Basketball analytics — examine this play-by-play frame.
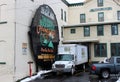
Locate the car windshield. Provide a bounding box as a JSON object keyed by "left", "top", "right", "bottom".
{"left": 56, "top": 54, "right": 74, "bottom": 61}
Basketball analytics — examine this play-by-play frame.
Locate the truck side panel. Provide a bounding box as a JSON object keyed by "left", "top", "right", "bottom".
{"left": 58, "top": 45, "right": 75, "bottom": 55}
{"left": 75, "top": 45, "right": 88, "bottom": 65}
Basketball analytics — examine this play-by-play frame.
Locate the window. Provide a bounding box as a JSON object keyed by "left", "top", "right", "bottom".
{"left": 111, "top": 43, "right": 120, "bottom": 56}
{"left": 98, "top": 12, "right": 104, "bottom": 22}
{"left": 97, "top": 0, "right": 103, "bottom": 7}
{"left": 70, "top": 29, "right": 76, "bottom": 34}
{"left": 116, "top": 58, "right": 120, "bottom": 63}
{"left": 61, "top": 27, "right": 63, "bottom": 38}
{"left": 84, "top": 26, "right": 90, "bottom": 36}
{"left": 61, "top": 9, "right": 66, "bottom": 22}
{"left": 117, "top": 11, "right": 120, "bottom": 20}
{"left": 94, "top": 43, "right": 107, "bottom": 57}
{"left": 111, "top": 24, "right": 118, "bottom": 35}
{"left": 64, "top": 11, "right": 66, "bottom": 22}
{"left": 80, "top": 14, "right": 86, "bottom": 23}
{"left": 61, "top": 9, "right": 63, "bottom": 20}
{"left": 0, "top": 4, "right": 7, "bottom": 22}
{"left": 97, "top": 25, "right": 104, "bottom": 36}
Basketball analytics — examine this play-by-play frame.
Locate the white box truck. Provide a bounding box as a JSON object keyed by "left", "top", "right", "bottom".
{"left": 52, "top": 44, "right": 88, "bottom": 75}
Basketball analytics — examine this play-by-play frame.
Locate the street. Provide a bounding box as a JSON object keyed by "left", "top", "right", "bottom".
{"left": 29, "top": 72, "right": 118, "bottom": 82}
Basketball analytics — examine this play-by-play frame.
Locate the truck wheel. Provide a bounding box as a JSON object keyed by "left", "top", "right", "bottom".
{"left": 71, "top": 67, "right": 75, "bottom": 75}
{"left": 101, "top": 70, "right": 110, "bottom": 79}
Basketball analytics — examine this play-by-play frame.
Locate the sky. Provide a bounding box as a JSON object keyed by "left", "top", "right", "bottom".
{"left": 66, "top": 0, "right": 85, "bottom": 3}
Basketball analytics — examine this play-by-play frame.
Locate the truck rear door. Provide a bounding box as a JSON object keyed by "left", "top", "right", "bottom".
{"left": 115, "top": 58, "right": 120, "bottom": 73}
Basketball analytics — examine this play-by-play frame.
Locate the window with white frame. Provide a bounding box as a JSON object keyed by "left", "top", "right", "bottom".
{"left": 94, "top": 43, "right": 107, "bottom": 57}
{"left": 84, "top": 26, "right": 90, "bottom": 36}
{"left": 80, "top": 14, "right": 86, "bottom": 23}
{"left": 97, "top": 25, "right": 104, "bottom": 36}
{"left": 98, "top": 12, "right": 104, "bottom": 22}
{"left": 70, "top": 28, "right": 76, "bottom": 34}
{"left": 97, "top": 0, "right": 103, "bottom": 7}
{"left": 64, "top": 11, "right": 66, "bottom": 22}
{"left": 0, "top": 4, "right": 7, "bottom": 22}
{"left": 111, "top": 24, "right": 118, "bottom": 35}
{"left": 61, "top": 9, "right": 63, "bottom": 20}
{"left": 117, "top": 11, "right": 120, "bottom": 20}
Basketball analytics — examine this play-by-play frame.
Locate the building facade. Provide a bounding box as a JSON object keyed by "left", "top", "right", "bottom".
{"left": 1, "top": 0, "right": 120, "bottom": 81}
{"left": 62, "top": 0, "right": 120, "bottom": 62}
{"left": 0, "top": 0, "right": 68, "bottom": 81}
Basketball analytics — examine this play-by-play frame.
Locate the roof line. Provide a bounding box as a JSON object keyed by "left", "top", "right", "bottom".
{"left": 62, "top": 21, "right": 120, "bottom": 28}
{"left": 61, "top": 0, "right": 84, "bottom": 6}
{"left": 61, "top": 0, "right": 69, "bottom": 6}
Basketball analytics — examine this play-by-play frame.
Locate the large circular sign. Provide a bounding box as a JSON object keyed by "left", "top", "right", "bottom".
{"left": 29, "top": 4, "right": 59, "bottom": 70}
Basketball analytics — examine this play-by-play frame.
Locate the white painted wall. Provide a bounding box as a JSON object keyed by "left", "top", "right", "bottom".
{"left": 0, "top": 0, "right": 15, "bottom": 82}
{"left": 15, "top": 0, "right": 68, "bottom": 81}
{"left": 0, "top": 0, "right": 68, "bottom": 81}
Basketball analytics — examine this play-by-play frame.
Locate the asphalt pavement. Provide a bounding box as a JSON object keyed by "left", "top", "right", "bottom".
{"left": 29, "top": 72, "right": 118, "bottom": 82}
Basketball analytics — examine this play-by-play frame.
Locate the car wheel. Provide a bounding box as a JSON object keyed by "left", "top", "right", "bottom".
{"left": 101, "top": 70, "right": 110, "bottom": 79}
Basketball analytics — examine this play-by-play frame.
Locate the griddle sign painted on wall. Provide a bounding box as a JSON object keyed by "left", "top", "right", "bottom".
{"left": 29, "top": 4, "right": 59, "bottom": 70}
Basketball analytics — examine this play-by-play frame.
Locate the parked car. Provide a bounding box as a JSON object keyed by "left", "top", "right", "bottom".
{"left": 90, "top": 56, "right": 120, "bottom": 79}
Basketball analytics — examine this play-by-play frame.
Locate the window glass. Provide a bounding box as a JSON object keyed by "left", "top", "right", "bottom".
{"left": 80, "top": 14, "right": 86, "bottom": 23}
{"left": 84, "top": 26, "right": 90, "bottom": 36}
{"left": 94, "top": 43, "right": 107, "bottom": 57}
{"left": 97, "top": 25, "right": 104, "bottom": 36}
{"left": 61, "top": 9, "right": 63, "bottom": 20}
{"left": 117, "top": 11, "right": 120, "bottom": 20}
{"left": 111, "top": 43, "right": 120, "bottom": 56}
{"left": 98, "top": 12, "right": 104, "bottom": 22}
{"left": 109, "top": 57, "right": 114, "bottom": 63}
{"left": 111, "top": 24, "right": 118, "bottom": 35}
{"left": 70, "top": 29, "right": 76, "bottom": 34}
{"left": 64, "top": 11, "right": 66, "bottom": 22}
{"left": 98, "top": 0, "right": 103, "bottom": 7}
{"left": 116, "top": 58, "right": 120, "bottom": 63}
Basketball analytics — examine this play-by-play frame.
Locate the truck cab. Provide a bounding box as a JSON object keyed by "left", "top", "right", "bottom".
{"left": 52, "top": 54, "right": 75, "bottom": 75}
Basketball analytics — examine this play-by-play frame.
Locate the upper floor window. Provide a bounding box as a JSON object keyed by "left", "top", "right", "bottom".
{"left": 97, "top": 25, "right": 104, "bottom": 36}
{"left": 61, "top": 27, "right": 63, "bottom": 38}
{"left": 64, "top": 11, "right": 66, "bottom": 22}
{"left": 80, "top": 14, "right": 86, "bottom": 23}
{"left": 61, "top": 9, "right": 66, "bottom": 22}
{"left": 117, "top": 11, "right": 120, "bottom": 20}
{"left": 98, "top": 12, "right": 104, "bottom": 22}
{"left": 61, "top": 9, "right": 63, "bottom": 20}
{"left": 0, "top": 4, "right": 7, "bottom": 22}
{"left": 70, "top": 29, "right": 76, "bottom": 34}
{"left": 97, "top": 0, "right": 103, "bottom": 7}
{"left": 84, "top": 26, "right": 90, "bottom": 36}
{"left": 111, "top": 24, "right": 118, "bottom": 35}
